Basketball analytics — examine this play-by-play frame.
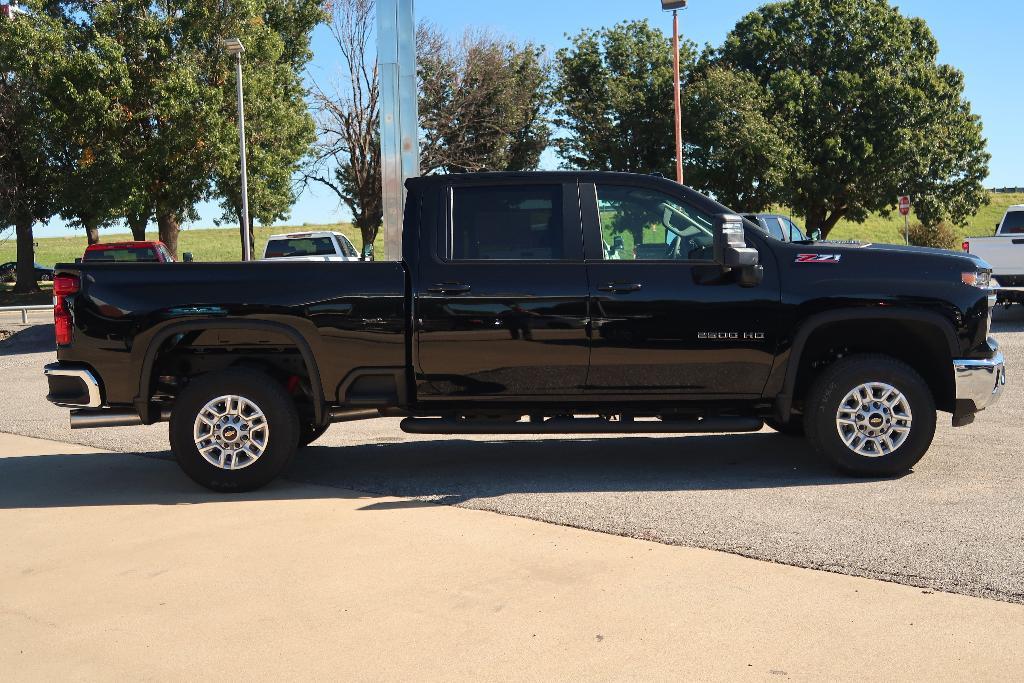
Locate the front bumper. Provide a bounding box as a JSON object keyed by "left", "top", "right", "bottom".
{"left": 953, "top": 352, "right": 1006, "bottom": 414}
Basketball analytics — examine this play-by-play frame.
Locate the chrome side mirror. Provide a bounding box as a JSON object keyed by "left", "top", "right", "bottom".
{"left": 714, "top": 214, "right": 759, "bottom": 269}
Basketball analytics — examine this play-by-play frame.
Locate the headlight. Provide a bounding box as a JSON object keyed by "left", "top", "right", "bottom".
{"left": 962, "top": 271, "right": 992, "bottom": 288}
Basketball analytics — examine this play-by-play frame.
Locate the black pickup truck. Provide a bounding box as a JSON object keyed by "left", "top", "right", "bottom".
{"left": 44, "top": 172, "right": 1006, "bottom": 491}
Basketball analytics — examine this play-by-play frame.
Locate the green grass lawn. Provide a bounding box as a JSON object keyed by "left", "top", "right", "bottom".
{"left": 0, "top": 192, "right": 1020, "bottom": 271}
{"left": 823, "top": 193, "right": 1023, "bottom": 244}
{"left": 0, "top": 221, "right": 376, "bottom": 267}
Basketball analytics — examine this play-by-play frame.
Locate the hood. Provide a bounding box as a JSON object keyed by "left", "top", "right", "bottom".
{"left": 799, "top": 239, "right": 992, "bottom": 271}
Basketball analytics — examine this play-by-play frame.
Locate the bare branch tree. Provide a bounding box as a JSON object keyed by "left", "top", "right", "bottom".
{"left": 306, "top": 0, "right": 382, "bottom": 255}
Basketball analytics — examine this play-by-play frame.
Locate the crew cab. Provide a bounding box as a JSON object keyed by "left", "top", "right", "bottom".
{"left": 963, "top": 205, "right": 1024, "bottom": 303}
{"left": 44, "top": 172, "right": 1006, "bottom": 492}
{"left": 262, "top": 231, "right": 361, "bottom": 262}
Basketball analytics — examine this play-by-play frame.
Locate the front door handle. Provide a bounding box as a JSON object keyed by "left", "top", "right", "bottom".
{"left": 427, "top": 282, "right": 472, "bottom": 294}
{"left": 598, "top": 282, "right": 643, "bottom": 293}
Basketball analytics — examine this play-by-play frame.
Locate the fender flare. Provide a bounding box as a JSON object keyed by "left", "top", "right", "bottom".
{"left": 135, "top": 319, "right": 325, "bottom": 425}
{"left": 775, "top": 308, "right": 959, "bottom": 419}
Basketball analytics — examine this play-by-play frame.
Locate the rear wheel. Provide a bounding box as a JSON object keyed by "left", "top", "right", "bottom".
{"left": 805, "top": 355, "right": 936, "bottom": 476}
{"left": 170, "top": 369, "right": 299, "bottom": 492}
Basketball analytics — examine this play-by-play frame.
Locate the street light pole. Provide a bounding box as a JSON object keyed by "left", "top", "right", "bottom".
{"left": 672, "top": 9, "right": 683, "bottom": 185}
{"left": 223, "top": 38, "right": 252, "bottom": 262}
{"left": 662, "top": 1, "right": 687, "bottom": 185}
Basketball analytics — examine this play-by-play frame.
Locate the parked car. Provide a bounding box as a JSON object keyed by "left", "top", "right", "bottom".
{"left": 262, "top": 231, "right": 361, "bottom": 262}
{"left": 743, "top": 213, "right": 807, "bottom": 242}
{"left": 0, "top": 261, "right": 53, "bottom": 283}
{"left": 83, "top": 241, "right": 176, "bottom": 263}
{"left": 45, "top": 171, "right": 1004, "bottom": 491}
{"left": 962, "top": 205, "right": 1024, "bottom": 304}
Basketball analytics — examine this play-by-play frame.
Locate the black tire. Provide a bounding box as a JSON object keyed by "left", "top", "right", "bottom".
{"left": 805, "top": 354, "right": 936, "bottom": 476}
{"left": 169, "top": 369, "right": 300, "bottom": 492}
{"left": 299, "top": 422, "right": 329, "bottom": 448}
{"left": 765, "top": 417, "right": 805, "bottom": 437}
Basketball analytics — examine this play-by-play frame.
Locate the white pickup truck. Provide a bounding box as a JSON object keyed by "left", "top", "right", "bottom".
{"left": 963, "top": 205, "right": 1024, "bottom": 304}
{"left": 262, "top": 231, "right": 362, "bottom": 262}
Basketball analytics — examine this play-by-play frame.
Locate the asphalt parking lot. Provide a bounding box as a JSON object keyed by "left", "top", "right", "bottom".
{"left": 2, "top": 309, "right": 1023, "bottom": 604}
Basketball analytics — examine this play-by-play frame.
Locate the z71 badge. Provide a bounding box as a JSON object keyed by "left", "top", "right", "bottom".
{"left": 795, "top": 253, "right": 842, "bottom": 263}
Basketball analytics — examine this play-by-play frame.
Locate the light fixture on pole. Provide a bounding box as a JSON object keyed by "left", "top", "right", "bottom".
{"left": 661, "top": 0, "right": 687, "bottom": 185}
{"left": 223, "top": 37, "right": 252, "bottom": 262}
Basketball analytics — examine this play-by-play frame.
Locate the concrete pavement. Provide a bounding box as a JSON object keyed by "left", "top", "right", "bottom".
{"left": 2, "top": 432, "right": 1023, "bottom": 681}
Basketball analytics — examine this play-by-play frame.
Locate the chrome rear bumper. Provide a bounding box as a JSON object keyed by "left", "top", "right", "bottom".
{"left": 953, "top": 352, "right": 1006, "bottom": 413}
{"left": 44, "top": 363, "right": 102, "bottom": 408}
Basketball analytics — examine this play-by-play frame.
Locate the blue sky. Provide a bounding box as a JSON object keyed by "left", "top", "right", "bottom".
{"left": 35, "top": 0, "right": 1024, "bottom": 236}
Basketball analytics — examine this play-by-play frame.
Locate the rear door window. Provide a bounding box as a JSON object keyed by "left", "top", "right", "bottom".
{"left": 450, "top": 185, "right": 565, "bottom": 260}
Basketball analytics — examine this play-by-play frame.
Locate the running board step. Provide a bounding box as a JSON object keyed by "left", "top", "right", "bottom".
{"left": 399, "top": 417, "right": 764, "bottom": 435}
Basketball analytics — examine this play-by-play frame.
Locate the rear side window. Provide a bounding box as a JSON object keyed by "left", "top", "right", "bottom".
{"left": 1001, "top": 211, "right": 1024, "bottom": 235}
{"left": 451, "top": 185, "right": 564, "bottom": 260}
{"left": 338, "top": 236, "right": 357, "bottom": 258}
{"left": 265, "top": 237, "right": 336, "bottom": 258}
{"left": 762, "top": 217, "right": 786, "bottom": 240}
{"left": 83, "top": 248, "right": 158, "bottom": 262}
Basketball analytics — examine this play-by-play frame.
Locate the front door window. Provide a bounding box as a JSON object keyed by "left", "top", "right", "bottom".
{"left": 596, "top": 185, "right": 716, "bottom": 261}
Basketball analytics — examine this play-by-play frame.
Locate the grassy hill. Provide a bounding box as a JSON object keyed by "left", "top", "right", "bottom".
{"left": 826, "top": 193, "right": 1023, "bottom": 244}
{"left": 0, "top": 222, "right": 373, "bottom": 267}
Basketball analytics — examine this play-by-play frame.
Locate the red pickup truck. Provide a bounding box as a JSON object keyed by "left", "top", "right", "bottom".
{"left": 83, "top": 241, "right": 176, "bottom": 263}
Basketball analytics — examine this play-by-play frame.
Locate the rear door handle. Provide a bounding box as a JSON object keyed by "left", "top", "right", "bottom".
{"left": 427, "top": 283, "right": 472, "bottom": 294}
{"left": 598, "top": 282, "right": 643, "bottom": 293}
{"left": 1013, "top": 239, "right": 1024, "bottom": 245}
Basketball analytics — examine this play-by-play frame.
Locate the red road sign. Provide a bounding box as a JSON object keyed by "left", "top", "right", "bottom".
{"left": 898, "top": 196, "right": 911, "bottom": 216}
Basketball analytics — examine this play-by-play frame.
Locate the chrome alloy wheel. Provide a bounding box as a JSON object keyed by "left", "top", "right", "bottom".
{"left": 835, "top": 382, "right": 913, "bottom": 458}
{"left": 193, "top": 395, "right": 270, "bottom": 470}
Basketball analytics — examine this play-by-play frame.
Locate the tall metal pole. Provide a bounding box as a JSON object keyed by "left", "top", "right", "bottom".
{"left": 378, "top": 0, "right": 419, "bottom": 262}
{"left": 672, "top": 9, "right": 684, "bottom": 185}
{"left": 235, "top": 53, "right": 252, "bottom": 262}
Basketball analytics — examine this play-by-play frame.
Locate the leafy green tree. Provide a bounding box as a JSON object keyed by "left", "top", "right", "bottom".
{"left": 0, "top": 3, "right": 67, "bottom": 292}
{"left": 49, "top": 21, "right": 133, "bottom": 245}
{"left": 418, "top": 24, "right": 551, "bottom": 174}
{"left": 211, "top": 0, "right": 322, "bottom": 257}
{"left": 88, "top": 0, "right": 322, "bottom": 258}
{"left": 715, "top": 0, "right": 990, "bottom": 236}
{"left": 553, "top": 20, "right": 695, "bottom": 177}
{"left": 685, "top": 65, "right": 794, "bottom": 212}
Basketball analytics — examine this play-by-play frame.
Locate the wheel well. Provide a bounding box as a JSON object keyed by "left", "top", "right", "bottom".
{"left": 792, "top": 319, "right": 955, "bottom": 413}
{"left": 145, "top": 326, "right": 321, "bottom": 422}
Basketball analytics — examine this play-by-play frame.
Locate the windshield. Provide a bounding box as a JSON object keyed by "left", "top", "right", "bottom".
{"left": 83, "top": 248, "right": 159, "bottom": 262}
{"left": 265, "top": 237, "right": 336, "bottom": 258}
{"left": 1001, "top": 211, "right": 1024, "bottom": 235}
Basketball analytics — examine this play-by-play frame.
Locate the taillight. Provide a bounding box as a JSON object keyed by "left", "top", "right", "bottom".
{"left": 53, "top": 274, "right": 79, "bottom": 346}
{"left": 962, "top": 241, "right": 970, "bottom": 253}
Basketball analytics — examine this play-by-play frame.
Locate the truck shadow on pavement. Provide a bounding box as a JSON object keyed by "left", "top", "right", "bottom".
{"left": 0, "top": 432, "right": 881, "bottom": 510}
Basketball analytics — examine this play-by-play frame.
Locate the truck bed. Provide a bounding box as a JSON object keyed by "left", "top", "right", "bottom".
{"left": 55, "top": 260, "right": 408, "bottom": 409}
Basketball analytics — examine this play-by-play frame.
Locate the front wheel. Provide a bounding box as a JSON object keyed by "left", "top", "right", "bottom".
{"left": 805, "top": 354, "right": 936, "bottom": 476}
{"left": 170, "top": 369, "right": 300, "bottom": 492}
